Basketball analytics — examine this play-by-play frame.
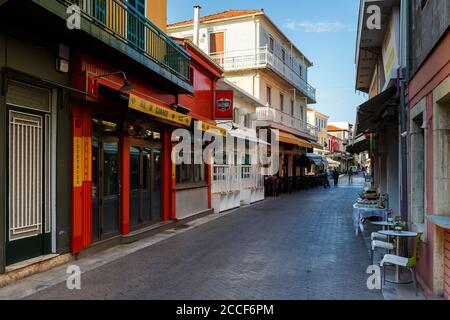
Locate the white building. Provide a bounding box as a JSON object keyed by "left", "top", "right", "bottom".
{"left": 168, "top": 8, "right": 318, "bottom": 193}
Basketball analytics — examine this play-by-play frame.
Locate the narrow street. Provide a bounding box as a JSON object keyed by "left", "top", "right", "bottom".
{"left": 28, "top": 176, "right": 381, "bottom": 300}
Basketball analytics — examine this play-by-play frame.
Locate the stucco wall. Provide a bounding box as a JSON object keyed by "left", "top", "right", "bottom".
{"left": 146, "top": 0, "right": 167, "bottom": 32}
{"left": 175, "top": 187, "right": 209, "bottom": 220}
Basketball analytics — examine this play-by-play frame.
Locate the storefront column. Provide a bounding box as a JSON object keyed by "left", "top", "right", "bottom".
{"left": 121, "top": 135, "right": 130, "bottom": 235}
{"left": 163, "top": 130, "right": 174, "bottom": 221}
{"left": 72, "top": 105, "right": 93, "bottom": 254}
{"left": 0, "top": 72, "right": 6, "bottom": 273}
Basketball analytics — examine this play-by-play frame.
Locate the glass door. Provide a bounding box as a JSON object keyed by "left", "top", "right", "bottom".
{"left": 92, "top": 119, "right": 120, "bottom": 241}
{"left": 129, "top": 141, "right": 162, "bottom": 229}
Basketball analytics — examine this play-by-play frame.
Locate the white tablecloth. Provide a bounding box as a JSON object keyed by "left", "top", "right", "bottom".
{"left": 353, "top": 204, "right": 387, "bottom": 236}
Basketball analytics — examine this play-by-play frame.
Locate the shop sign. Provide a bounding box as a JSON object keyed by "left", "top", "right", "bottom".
{"left": 214, "top": 91, "right": 233, "bottom": 120}
{"left": 196, "top": 121, "right": 227, "bottom": 136}
{"left": 129, "top": 94, "right": 192, "bottom": 127}
{"left": 73, "top": 137, "right": 83, "bottom": 188}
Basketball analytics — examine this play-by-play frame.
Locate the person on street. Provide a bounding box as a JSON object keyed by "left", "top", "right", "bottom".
{"left": 332, "top": 168, "right": 339, "bottom": 187}
{"left": 348, "top": 169, "right": 353, "bottom": 184}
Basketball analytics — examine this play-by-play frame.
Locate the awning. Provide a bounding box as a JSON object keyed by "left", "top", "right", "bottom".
{"left": 327, "top": 158, "right": 341, "bottom": 168}
{"left": 355, "top": 86, "right": 398, "bottom": 135}
{"left": 219, "top": 125, "right": 269, "bottom": 145}
{"left": 306, "top": 153, "right": 324, "bottom": 166}
{"left": 311, "top": 142, "right": 323, "bottom": 150}
{"left": 276, "top": 131, "right": 312, "bottom": 148}
{"left": 347, "top": 134, "right": 370, "bottom": 153}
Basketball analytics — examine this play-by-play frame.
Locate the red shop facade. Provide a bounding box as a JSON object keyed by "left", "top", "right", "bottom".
{"left": 70, "top": 50, "right": 222, "bottom": 254}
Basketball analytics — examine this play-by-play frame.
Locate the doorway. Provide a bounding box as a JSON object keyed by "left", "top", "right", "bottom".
{"left": 129, "top": 138, "right": 162, "bottom": 229}
{"left": 92, "top": 118, "right": 121, "bottom": 242}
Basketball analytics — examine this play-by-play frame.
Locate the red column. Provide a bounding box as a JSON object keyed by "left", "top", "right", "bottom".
{"left": 163, "top": 130, "right": 175, "bottom": 221}
{"left": 72, "top": 105, "right": 84, "bottom": 254}
{"left": 121, "top": 135, "right": 130, "bottom": 235}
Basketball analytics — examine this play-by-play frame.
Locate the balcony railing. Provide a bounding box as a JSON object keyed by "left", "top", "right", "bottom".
{"left": 256, "top": 107, "right": 318, "bottom": 138}
{"left": 212, "top": 165, "right": 264, "bottom": 194}
{"left": 210, "top": 46, "right": 316, "bottom": 102}
{"left": 63, "top": 0, "right": 190, "bottom": 82}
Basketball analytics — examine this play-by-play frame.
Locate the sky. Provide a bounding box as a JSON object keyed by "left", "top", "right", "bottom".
{"left": 167, "top": 0, "right": 367, "bottom": 124}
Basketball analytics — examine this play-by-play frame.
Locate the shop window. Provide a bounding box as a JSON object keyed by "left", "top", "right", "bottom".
{"left": 176, "top": 143, "right": 206, "bottom": 184}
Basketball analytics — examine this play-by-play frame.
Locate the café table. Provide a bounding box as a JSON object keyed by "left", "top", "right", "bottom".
{"left": 371, "top": 221, "right": 395, "bottom": 230}
{"left": 353, "top": 204, "right": 387, "bottom": 236}
{"left": 378, "top": 230, "right": 418, "bottom": 284}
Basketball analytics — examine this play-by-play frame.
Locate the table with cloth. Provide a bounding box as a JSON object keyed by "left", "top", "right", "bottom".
{"left": 353, "top": 204, "right": 387, "bottom": 236}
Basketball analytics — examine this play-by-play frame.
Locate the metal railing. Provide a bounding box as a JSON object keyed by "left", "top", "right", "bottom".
{"left": 62, "top": 0, "right": 191, "bottom": 82}
{"left": 212, "top": 165, "right": 264, "bottom": 194}
{"left": 210, "top": 46, "right": 316, "bottom": 101}
{"left": 256, "top": 107, "right": 318, "bottom": 138}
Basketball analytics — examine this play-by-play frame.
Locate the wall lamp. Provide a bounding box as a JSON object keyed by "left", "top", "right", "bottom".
{"left": 92, "top": 71, "right": 134, "bottom": 92}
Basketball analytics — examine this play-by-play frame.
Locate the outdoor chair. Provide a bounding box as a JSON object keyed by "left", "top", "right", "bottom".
{"left": 371, "top": 240, "right": 394, "bottom": 265}
{"left": 380, "top": 233, "right": 423, "bottom": 295}
{"left": 371, "top": 232, "right": 389, "bottom": 241}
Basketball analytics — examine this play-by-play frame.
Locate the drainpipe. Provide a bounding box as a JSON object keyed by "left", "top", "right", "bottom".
{"left": 399, "top": 0, "right": 411, "bottom": 222}
{"left": 193, "top": 5, "right": 201, "bottom": 47}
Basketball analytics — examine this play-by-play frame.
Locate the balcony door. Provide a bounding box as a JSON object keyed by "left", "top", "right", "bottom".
{"left": 210, "top": 32, "right": 224, "bottom": 64}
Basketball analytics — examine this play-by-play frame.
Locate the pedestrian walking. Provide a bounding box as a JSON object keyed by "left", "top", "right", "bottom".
{"left": 348, "top": 170, "right": 353, "bottom": 184}
{"left": 332, "top": 168, "right": 339, "bottom": 187}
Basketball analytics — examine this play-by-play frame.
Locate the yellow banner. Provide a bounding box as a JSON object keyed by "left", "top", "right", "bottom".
{"left": 196, "top": 121, "right": 227, "bottom": 136}
{"left": 129, "top": 94, "right": 192, "bottom": 127}
{"left": 73, "top": 137, "right": 84, "bottom": 188}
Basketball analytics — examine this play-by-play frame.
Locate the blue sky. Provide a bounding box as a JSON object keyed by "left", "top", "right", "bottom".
{"left": 167, "top": 0, "right": 367, "bottom": 124}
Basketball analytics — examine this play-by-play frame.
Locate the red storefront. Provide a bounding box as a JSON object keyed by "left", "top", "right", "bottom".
{"left": 70, "top": 46, "right": 223, "bottom": 254}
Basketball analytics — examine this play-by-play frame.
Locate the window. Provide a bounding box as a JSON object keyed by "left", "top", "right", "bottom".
{"left": 244, "top": 114, "right": 251, "bottom": 128}
{"left": 299, "top": 64, "right": 303, "bottom": 77}
{"left": 269, "top": 36, "right": 274, "bottom": 52}
{"left": 280, "top": 94, "right": 284, "bottom": 111}
{"left": 176, "top": 143, "right": 206, "bottom": 184}
{"left": 290, "top": 100, "right": 294, "bottom": 116}
{"left": 266, "top": 86, "right": 272, "bottom": 106}
{"left": 281, "top": 49, "right": 286, "bottom": 64}
{"left": 233, "top": 108, "right": 241, "bottom": 125}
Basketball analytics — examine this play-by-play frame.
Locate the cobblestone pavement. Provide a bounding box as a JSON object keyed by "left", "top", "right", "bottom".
{"left": 29, "top": 175, "right": 382, "bottom": 300}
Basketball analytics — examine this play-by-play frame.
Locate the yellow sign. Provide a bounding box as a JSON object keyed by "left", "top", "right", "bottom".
{"left": 84, "top": 137, "right": 92, "bottom": 182}
{"left": 129, "top": 94, "right": 192, "bottom": 127}
{"left": 196, "top": 121, "right": 227, "bottom": 136}
{"left": 73, "top": 137, "right": 83, "bottom": 188}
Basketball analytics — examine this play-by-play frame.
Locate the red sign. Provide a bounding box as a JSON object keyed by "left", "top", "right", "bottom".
{"left": 214, "top": 91, "right": 234, "bottom": 120}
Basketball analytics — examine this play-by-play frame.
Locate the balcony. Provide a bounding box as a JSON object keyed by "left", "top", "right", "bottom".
{"left": 21, "top": 0, "right": 192, "bottom": 92}
{"left": 210, "top": 47, "right": 316, "bottom": 103}
{"left": 256, "top": 107, "right": 318, "bottom": 140}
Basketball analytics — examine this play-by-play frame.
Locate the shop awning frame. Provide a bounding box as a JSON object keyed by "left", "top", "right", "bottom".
{"left": 276, "top": 131, "right": 312, "bottom": 148}
{"left": 355, "top": 85, "right": 398, "bottom": 136}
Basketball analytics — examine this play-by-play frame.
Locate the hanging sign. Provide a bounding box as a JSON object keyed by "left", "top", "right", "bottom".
{"left": 214, "top": 90, "right": 234, "bottom": 120}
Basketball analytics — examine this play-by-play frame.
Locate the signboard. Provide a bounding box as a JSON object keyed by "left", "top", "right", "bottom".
{"left": 214, "top": 90, "right": 234, "bottom": 120}
{"left": 196, "top": 121, "right": 227, "bottom": 136}
{"left": 129, "top": 94, "right": 192, "bottom": 127}
{"left": 73, "top": 137, "right": 83, "bottom": 188}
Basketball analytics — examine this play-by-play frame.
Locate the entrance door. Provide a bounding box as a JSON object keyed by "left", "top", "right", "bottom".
{"left": 92, "top": 119, "right": 120, "bottom": 241}
{"left": 6, "top": 111, "right": 51, "bottom": 264}
{"left": 129, "top": 142, "right": 162, "bottom": 229}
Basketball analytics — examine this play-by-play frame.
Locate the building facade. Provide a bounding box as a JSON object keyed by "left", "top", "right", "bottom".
{"left": 407, "top": 0, "right": 450, "bottom": 300}
{"left": 0, "top": 0, "right": 227, "bottom": 278}
{"left": 167, "top": 9, "right": 319, "bottom": 193}
{"left": 353, "top": 0, "right": 407, "bottom": 216}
